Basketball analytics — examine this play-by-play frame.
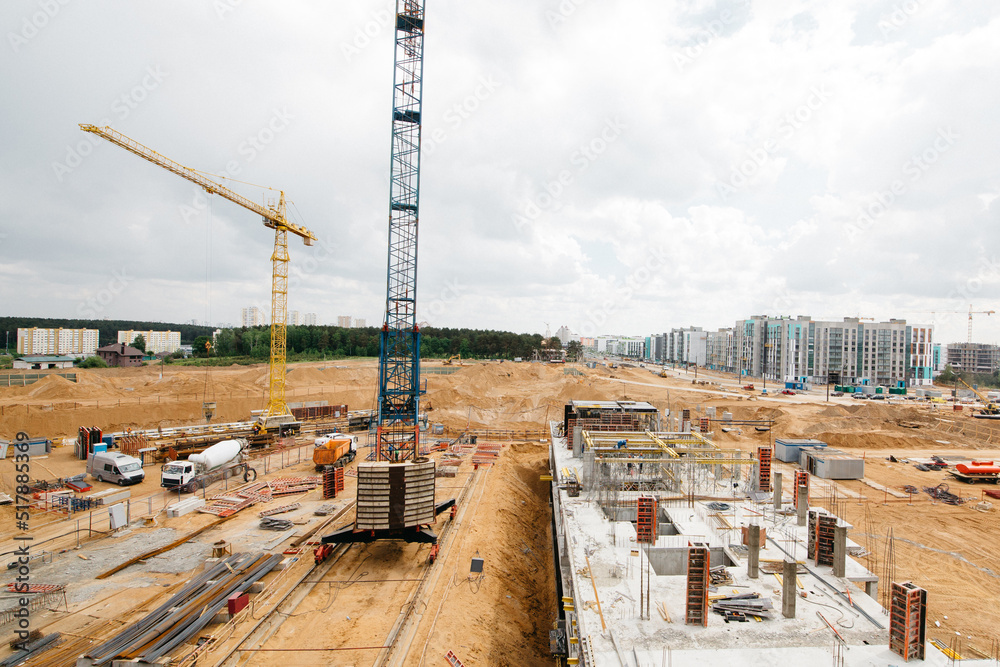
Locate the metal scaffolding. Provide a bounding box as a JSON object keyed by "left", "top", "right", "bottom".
{"left": 581, "top": 431, "right": 759, "bottom": 520}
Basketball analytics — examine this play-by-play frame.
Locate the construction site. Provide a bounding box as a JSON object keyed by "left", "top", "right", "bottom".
{"left": 3, "top": 1, "right": 999, "bottom": 666}
{"left": 2, "top": 359, "right": 1000, "bottom": 665}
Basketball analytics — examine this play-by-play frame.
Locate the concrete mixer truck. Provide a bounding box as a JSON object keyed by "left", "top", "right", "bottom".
{"left": 160, "top": 438, "right": 257, "bottom": 494}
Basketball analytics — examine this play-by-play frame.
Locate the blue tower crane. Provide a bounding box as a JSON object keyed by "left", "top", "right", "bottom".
{"left": 377, "top": 0, "right": 426, "bottom": 463}
{"left": 317, "top": 0, "right": 457, "bottom": 552}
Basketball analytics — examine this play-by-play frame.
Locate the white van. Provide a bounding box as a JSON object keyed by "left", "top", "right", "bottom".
{"left": 87, "top": 452, "right": 145, "bottom": 486}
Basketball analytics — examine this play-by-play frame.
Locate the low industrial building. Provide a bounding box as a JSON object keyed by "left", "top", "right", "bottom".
{"left": 774, "top": 438, "right": 828, "bottom": 462}
{"left": 12, "top": 354, "right": 76, "bottom": 370}
{"left": 798, "top": 447, "right": 865, "bottom": 480}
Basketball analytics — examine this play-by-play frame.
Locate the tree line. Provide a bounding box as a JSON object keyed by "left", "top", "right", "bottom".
{"left": 204, "top": 325, "right": 555, "bottom": 360}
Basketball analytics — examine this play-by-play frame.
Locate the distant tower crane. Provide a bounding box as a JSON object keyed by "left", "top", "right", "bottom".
{"left": 80, "top": 124, "right": 317, "bottom": 428}
{"left": 912, "top": 305, "right": 995, "bottom": 343}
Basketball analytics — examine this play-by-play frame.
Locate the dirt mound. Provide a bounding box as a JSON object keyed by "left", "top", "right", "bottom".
{"left": 805, "top": 429, "right": 945, "bottom": 450}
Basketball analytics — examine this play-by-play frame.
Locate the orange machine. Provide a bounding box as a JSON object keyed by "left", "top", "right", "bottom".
{"left": 313, "top": 434, "right": 357, "bottom": 470}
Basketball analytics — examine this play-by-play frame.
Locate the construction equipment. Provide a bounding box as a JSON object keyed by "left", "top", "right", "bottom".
{"left": 320, "top": 1, "right": 455, "bottom": 549}
{"left": 374, "top": 0, "right": 427, "bottom": 464}
{"left": 160, "top": 438, "right": 256, "bottom": 493}
{"left": 80, "top": 124, "right": 316, "bottom": 430}
{"left": 949, "top": 461, "right": 1000, "bottom": 484}
{"left": 312, "top": 432, "right": 358, "bottom": 470}
{"left": 955, "top": 377, "right": 1000, "bottom": 418}
{"left": 443, "top": 354, "right": 462, "bottom": 366}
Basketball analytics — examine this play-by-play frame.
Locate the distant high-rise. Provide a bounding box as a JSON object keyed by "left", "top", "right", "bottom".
{"left": 289, "top": 310, "right": 302, "bottom": 326}
{"left": 337, "top": 315, "right": 352, "bottom": 328}
{"left": 555, "top": 325, "right": 577, "bottom": 346}
{"left": 118, "top": 330, "right": 180, "bottom": 354}
{"left": 354, "top": 318, "right": 366, "bottom": 328}
{"left": 18, "top": 328, "right": 98, "bottom": 355}
{"left": 303, "top": 312, "right": 318, "bottom": 326}
{"left": 241, "top": 306, "right": 266, "bottom": 328}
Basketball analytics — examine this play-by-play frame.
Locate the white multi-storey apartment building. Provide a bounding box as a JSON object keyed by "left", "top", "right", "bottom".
{"left": 17, "top": 328, "right": 99, "bottom": 356}
{"left": 241, "top": 306, "right": 266, "bottom": 328}
{"left": 117, "top": 330, "right": 181, "bottom": 354}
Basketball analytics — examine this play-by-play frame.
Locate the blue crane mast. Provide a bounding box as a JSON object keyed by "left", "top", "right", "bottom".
{"left": 377, "top": 0, "right": 425, "bottom": 463}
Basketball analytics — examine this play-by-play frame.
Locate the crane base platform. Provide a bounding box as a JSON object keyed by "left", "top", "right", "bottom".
{"left": 321, "top": 526, "right": 440, "bottom": 545}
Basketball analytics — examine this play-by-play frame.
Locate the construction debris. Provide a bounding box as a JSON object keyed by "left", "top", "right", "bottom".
{"left": 82, "top": 552, "right": 281, "bottom": 665}
{"left": 709, "top": 565, "right": 733, "bottom": 586}
{"left": 711, "top": 592, "right": 773, "bottom": 621}
{"left": 313, "top": 503, "right": 337, "bottom": 516}
{"left": 923, "top": 483, "right": 966, "bottom": 505}
{"left": 259, "top": 502, "right": 301, "bottom": 517}
{"left": 260, "top": 517, "right": 294, "bottom": 531}
{"left": 1, "top": 633, "right": 61, "bottom": 667}
{"left": 270, "top": 476, "right": 322, "bottom": 497}
{"left": 198, "top": 481, "right": 272, "bottom": 517}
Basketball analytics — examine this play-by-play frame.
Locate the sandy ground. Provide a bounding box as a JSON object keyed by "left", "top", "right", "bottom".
{"left": 1, "top": 360, "right": 999, "bottom": 657}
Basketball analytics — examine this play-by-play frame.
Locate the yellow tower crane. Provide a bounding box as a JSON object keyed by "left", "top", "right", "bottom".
{"left": 80, "top": 124, "right": 317, "bottom": 428}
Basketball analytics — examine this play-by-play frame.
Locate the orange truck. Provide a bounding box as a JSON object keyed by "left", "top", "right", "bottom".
{"left": 312, "top": 433, "right": 358, "bottom": 470}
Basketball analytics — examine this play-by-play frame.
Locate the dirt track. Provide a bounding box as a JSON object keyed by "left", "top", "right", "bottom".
{"left": 2, "top": 360, "right": 999, "bottom": 655}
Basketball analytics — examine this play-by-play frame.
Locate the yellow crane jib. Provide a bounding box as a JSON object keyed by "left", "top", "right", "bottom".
{"left": 80, "top": 123, "right": 317, "bottom": 424}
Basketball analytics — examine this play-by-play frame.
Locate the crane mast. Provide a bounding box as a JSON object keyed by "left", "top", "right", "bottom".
{"left": 377, "top": 0, "right": 426, "bottom": 462}
{"left": 80, "top": 124, "right": 316, "bottom": 425}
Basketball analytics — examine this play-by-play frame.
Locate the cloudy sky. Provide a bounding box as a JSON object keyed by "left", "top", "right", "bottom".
{"left": 2, "top": 0, "right": 999, "bottom": 344}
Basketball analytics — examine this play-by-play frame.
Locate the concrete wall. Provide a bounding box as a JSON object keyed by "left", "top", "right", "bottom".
{"left": 647, "top": 547, "right": 732, "bottom": 576}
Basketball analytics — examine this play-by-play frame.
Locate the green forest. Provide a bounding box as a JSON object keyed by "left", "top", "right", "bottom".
{"left": 1, "top": 316, "right": 561, "bottom": 362}
{"left": 208, "top": 325, "right": 556, "bottom": 361}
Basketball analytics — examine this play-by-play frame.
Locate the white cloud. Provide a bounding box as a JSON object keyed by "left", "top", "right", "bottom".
{"left": 1, "top": 0, "right": 999, "bottom": 343}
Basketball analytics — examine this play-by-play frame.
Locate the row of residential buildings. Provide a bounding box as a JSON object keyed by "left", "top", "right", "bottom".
{"left": 560, "top": 316, "right": 1000, "bottom": 388}
{"left": 643, "top": 317, "right": 937, "bottom": 387}
{"left": 16, "top": 327, "right": 182, "bottom": 356}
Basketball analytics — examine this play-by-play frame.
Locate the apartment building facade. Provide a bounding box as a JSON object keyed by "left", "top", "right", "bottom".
{"left": 658, "top": 316, "right": 933, "bottom": 387}
{"left": 117, "top": 330, "right": 181, "bottom": 355}
{"left": 946, "top": 342, "right": 1000, "bottom": 375}
{"left": 17, "top": 328, "right": 99, "bottom": 356}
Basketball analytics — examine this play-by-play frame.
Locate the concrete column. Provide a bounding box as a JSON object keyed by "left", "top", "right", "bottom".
{"left": 865, "top": 579, "right": 878, "bottom": 599}
{"left": 782, "top": 558, "right": 797, "bottom": 618}
{"left": 796, "top": 485, "right": 808, "bottom": 526}
{"left": 773, "top": 472, "right": 782, "bottom": 510}
{"left": 833, "top": 525, "right": 848, "bottom": 578}
{"left": 747, "top": 525, "right": 760, "bottom": 579}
